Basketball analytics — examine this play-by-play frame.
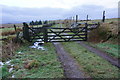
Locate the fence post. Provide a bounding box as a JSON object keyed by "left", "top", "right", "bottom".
{"left": 43, "top": 27, "right": 48, "bottom": 42}
{"left": 76, "top": 15, "right": 78, "bottom": 23}
{"left": 23, "top": 22, "right": 30, "bottom": 41}
{"left": 102, "top": 11, "right": 105, "bottom": 22}
{"left": 14, "top": 24, "right": 17, "bottom": 32}
{"left": 86, "top": 15, "right": 88, "bottom": 23}
{"left": 85, "top": 23, "right": 88, "bottom": 41}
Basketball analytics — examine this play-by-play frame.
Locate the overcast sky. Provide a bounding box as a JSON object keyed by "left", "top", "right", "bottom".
{"left": 0, "top": 0, "right": 119, "bottom": 24}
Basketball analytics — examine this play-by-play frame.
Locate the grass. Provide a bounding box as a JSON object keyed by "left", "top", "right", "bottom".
{"left": 2, "top": 23, "right": 23, "bottom": 28}
{"left": 0, "top": 65, "right": 10, "bottom": 79}
{"left": 94, "top": 43, "right": 119, "bottom": 58}
{"left": 1, "top": 42, "right": 64, "bottom": 78}
{"left": 32, "top": 25, "right": 42, "bottom": 27}
{"left": 0, "top": 27, "right": 22, "bottom": 32}
{"left": 0, "top": 36, "right": 8, "bottom": 39}
{"left": 62, "top": 42, "right": 119, "bottom": 78}
{"left": 0, "top": 34, "right": 16, "bottom": 39}
{"left": 84, "top": 18, "right": 118, "bottom": 24}
{"left": 84, "top": 42, "right": 119, "bottom": 59}
{"left": 86, "top": 18, "right": 119, "bottom": 58}
{"left": 0, "top": 27, "right": 22, "bottom": 38}
{"left": 0, "top": 28, "right": 15, "bottom": 32}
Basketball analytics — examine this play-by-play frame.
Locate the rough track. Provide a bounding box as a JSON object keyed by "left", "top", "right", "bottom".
{"left": 77, "top": 41, "right": 120, "bottom": 68}
{"left": 53, "top": 42, "right": 90, "bottom": 78}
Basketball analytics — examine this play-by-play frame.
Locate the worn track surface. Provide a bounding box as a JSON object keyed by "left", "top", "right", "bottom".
{"left": 53, "top": 42, "right": 90, "bottom": 78}
{"left": 77, "top": 41, "right": 120, "bottom": 68}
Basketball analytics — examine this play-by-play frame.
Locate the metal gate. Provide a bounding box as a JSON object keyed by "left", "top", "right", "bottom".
{"left": 23, "top": 23, "right": 88, "bottom": 42}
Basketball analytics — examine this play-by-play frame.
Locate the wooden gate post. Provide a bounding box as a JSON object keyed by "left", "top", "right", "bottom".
{"left": 23, "top": 22, "right": 30, "bottom": 41}
{"left": 85, "top": 23, "right": 88, "bottom": 41}
{"left": 43, "top": 27, "right": 48, "bottom": 42}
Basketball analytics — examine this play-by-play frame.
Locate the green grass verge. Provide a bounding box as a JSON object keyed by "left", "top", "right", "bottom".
{"left": 1, "top": 42, "right": 64, "bottom": 78}
{"left": 84, "top": 42, "right": 119, "bottom": 59}
{"left": 95, "top": 43, "right": 119, "bottom": 58}
{"left": 62, "top": 42, "right": 119, "bottom": 78}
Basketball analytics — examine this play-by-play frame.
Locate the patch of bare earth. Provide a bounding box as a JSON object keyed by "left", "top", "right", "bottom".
{"left": 53, "top": 42, "right": 91, "bottom": 78}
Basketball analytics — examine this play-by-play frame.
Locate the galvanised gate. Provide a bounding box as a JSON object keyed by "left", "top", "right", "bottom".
{"left": 23, "top": 23, "right": 88, "bottom": 42}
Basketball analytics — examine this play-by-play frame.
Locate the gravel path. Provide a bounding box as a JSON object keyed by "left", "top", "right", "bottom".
{"left": 77, "top": 41, "right": 120, "bottom": 68}
{"left": 53, "top": 42, "right": 90, "bottom": 78}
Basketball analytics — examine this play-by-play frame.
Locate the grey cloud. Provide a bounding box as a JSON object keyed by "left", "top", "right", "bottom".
{"left": 1, "top": 4, "right": 118, "bottom": 24}
{"left": 1, "top": 5, "right": 68, "bottom": 23}
{"left": 2, "top": 5, "right": 67, "bottom": 16}
{"left": 106, "top": 8, "right": 118, "bottom": 18}
{"left": 63, "top": 5, "right": 117, "bottom": 20}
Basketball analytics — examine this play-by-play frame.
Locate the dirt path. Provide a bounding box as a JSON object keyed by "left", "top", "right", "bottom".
{"left": 53, "top": 42, "right": 90, "bottom": 78}
{"left": 77, "top": 41, "right": 120, "bottom": 68}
